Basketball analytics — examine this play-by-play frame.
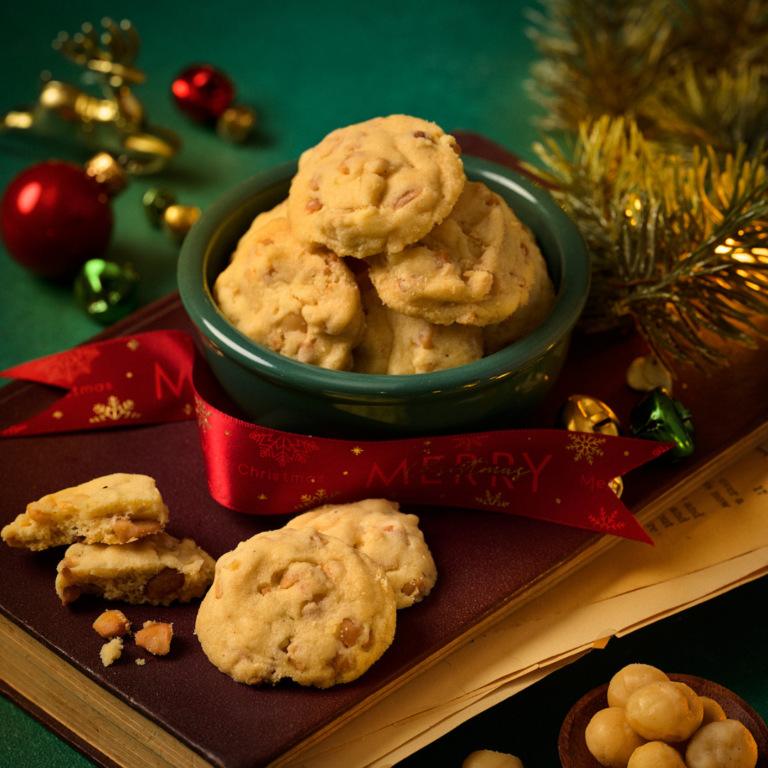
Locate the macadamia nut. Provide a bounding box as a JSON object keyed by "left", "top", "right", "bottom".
{"left": 685, "top": 719, "right": 758, "bottom": 768}
{"left": 462, "top": 750, "right": 524, "bottom": 768}
{"left": 585, "top": 707, "right": 647, "bottom": 767}
{"left": 607, "top": 664, "right": 670, "bottom": 708}
{"left": 699, "top": 696, "right": 727, "bottom": 727}
{"left": 625, "top": 681, "right": 703, "bottom": 742}
{"left": 627, "top": 740, "right": 687, "bottom": 767}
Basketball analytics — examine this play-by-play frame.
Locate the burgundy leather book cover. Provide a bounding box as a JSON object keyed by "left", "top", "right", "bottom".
{"left": 2, "top": 137, "right": 768, "bottom": 768}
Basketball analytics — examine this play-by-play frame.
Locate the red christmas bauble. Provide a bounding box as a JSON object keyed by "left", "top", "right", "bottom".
{"left": 1, "top": 161, "right": 113, "bottom": 277}
{"left": 171, "top": 64, "right": 235, "bottom": 125}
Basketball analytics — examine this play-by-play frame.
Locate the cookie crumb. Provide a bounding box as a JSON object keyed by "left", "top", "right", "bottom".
{"left": 100, "top": 637, "right": 124, "bottom": 667}
{"left": 135, "top": 658, "right": 146, "bottom": 666}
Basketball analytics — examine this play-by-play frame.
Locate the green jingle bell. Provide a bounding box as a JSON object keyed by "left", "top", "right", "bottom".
{"left": 74, "top": 259, "right": 140, "bottom": 325}
{"left": 142, "top": 187, "right": 177, "bottom": 227}
{"left": 629, "top": 387, "right": 695, "bottom": 461}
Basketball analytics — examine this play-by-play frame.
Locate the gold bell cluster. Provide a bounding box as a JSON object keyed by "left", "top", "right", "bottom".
{"left": 0, "top": 19, "right": 180, "bottom": 175}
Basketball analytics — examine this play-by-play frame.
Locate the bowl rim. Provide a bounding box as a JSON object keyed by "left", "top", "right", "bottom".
{"left": 178, "top": 155, "right": 590, "bottom": 397}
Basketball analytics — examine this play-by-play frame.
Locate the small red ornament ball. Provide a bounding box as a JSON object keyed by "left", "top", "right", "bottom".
{"left": 1, "top": 161, "right": 113, "bottom": 277}
{"left": 171, "top": 64, "right": 235, "bottom": 125}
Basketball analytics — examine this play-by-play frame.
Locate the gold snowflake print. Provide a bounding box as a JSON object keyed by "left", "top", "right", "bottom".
{"left": 90, "top": 396, "right": 140, "bottom": 423}
{"left": 126, "top": 339, "right": 140, "bottom": 351}
{"left": 195, "top": 398, "right": 213, "bottom": 434}
{"left": 52, "top": 411, "right": 63, "bottom": 419}
{"left": 351, "top": 446, "right": 364, "bottom": 456}
{"left": 295, "top": 488, "right": 339, "bottom": 510}
{"left": 566, "top": 433, "right": 606, "bottom": 465}
{"left": 474, "top": 490, "right": 510, "bottom": 508}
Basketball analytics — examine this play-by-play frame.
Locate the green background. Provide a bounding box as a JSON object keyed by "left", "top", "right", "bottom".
{"left": 1, "top": 2, "right": 767, "bottom": 767}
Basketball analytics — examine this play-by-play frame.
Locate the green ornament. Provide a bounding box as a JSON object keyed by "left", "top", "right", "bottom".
{"left": 629, "top": 387, "right": 695, "bottom": 461}
{"left": 74, "top": 259, "right": 140, "bottom": 325}
{"left": 142, "top": 187, "right": 177, "bottom": 227}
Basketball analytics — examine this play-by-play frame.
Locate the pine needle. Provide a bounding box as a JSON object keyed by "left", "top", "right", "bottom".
{"left": 527, "top": 116, "right": 768, "bottom": 371}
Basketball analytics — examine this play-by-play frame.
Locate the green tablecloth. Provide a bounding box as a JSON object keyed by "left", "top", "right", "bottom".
{"left": 1, "top": 2, "right": 766, "bottom": 767}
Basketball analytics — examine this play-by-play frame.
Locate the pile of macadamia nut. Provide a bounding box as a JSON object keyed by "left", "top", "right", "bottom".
{"left": 585, "top": 663, "right": 758, "bottom": 768}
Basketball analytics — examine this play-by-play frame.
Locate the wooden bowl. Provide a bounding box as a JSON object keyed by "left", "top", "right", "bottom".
{"left": 559, "top": 673, "right": 768, "bottom": 767}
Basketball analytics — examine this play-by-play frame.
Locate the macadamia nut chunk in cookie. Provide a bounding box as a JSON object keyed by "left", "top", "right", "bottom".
{"left": 55, "top": 532, "right": 216, "bottom": 606}
{"left": 286, "top": 499, "right": 437, "bottom": 608}
{"left": 214, "top": 215, "right": 365, "bottom": 370}
{"left": 2, "top": 473, "right": 169, "bottom": 551}
{"left": 288, "top": 114, "right": 465, "bottom": 258}
{"left": 195, "top": 526, "right": 397, "bottom": 688}
{"left": 366, "top": 181, "right": 536, "bottom": 327}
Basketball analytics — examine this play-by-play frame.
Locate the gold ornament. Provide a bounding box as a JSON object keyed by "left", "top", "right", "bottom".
{"left": 626, "top": 355, "right": 673, "bottom": 394}
{"left": 216, "top": 104, "right": 257, "bottom": 143}
{"left": 83, "top": 152, "right": 128, "bottom": 197}
{"left": 557, "top": 394, "right": 622, "bottom": 437}
{"left": 161, "top": 204, "right": 201, "bottom": 243}
{"left": 142, "top": 187, "right": 201, "bottom": 243}
{"left": 0, "top": 19, "right": 179, "bottom": 175}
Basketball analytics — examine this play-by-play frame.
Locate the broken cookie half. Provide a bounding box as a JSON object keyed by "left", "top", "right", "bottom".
{"left": 1, "top": 473, "right": 170, "bottom": 550}
{"left": 56, "top": 532, "right": 216, "bottom": 606}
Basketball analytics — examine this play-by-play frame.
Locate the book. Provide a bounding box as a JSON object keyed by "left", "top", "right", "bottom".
{"left": 2, "top": 137, "right": 768, "bottom": 768}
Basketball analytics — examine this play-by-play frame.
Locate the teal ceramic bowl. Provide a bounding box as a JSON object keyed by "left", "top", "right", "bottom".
{"left": 178, "top": 156, "right": 589, "bottom": 438}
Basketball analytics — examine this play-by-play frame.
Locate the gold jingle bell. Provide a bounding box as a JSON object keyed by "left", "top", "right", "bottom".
{"left": 216, "top": 104, "right": 257, "bottom": 143}
{"left": 557, "top": 394, "right": 622, "bottom": 437}
{"left": 557, "top": 394, "right": 624, "bottom": 498}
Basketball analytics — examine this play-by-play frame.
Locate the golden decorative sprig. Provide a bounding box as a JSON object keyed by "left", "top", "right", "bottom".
{"left": 528, "top": 117, "right": 768, "bottom": 370}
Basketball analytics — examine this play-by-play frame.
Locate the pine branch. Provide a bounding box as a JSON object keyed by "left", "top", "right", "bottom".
{"left": 527, "top": 117, "right": 768, "bottom": 371}
{"left": 526, "top": 0, "right": 768, "bottom": 153}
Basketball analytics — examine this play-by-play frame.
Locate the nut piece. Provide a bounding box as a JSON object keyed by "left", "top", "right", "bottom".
{"left": 112, "top": 518, "right": 163, "bottom": 544}
{"left": 143, "top": 568, "right": 185, "bottom": 601}
{"left": 607, "top": 663, "right": 670, "bottom": 708}
{"left": 699, "top": 696, "right": 726, "bottom": 727}
{"left": 585, "top": 707, "right": 647, "bottom": 768}
{"left": 685, "top": 719, "right": 758, "bottom": 768}
{"left": 134, "top": 622, "right": 173, "bottom": 656}
{"left": 625, "top": 681, "right": 703, "bottom": 742}
{"left": 627, "top": 741, "right": 687, "bottom": 768}
{"left": 93, "top": 609, "right": 131, "bottom": 638}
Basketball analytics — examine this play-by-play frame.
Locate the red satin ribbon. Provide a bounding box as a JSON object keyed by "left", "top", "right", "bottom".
{"left": 1, "top": 330, "right": 668, "bottom": 544}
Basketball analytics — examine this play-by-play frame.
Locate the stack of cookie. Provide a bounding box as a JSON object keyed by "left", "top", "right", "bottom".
{"left": 213, "top": 114, "right": 556, "bottom": 375}
{"left": 1, "top": 473, "right": 216, "bottom": 607}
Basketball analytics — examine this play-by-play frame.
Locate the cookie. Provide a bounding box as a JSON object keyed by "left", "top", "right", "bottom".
{"left": 55, "top": 532, "right": 216, "bottom": 606}
{"left": 483, "top": 231, "right": 556, "bottom": 354}
{"left": 286, "top": 499, "right": 437, "bottom": 608}
{"left": 287, "top": 114, "right": 465, "bottom": 258}
{"left": 195, "top": 526, "right": 397, "bottom": 688}
{"left": 2, "top": 473, "right": 170, "bottom": 551}
{"left": 366, "top": 181, "right": 536, "bottom": 326}
{"left": 353, "top": 279, "right": 483, "bottom": 375}
{"left": 213, "top": 215, "right": 365, "bottom": 370}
